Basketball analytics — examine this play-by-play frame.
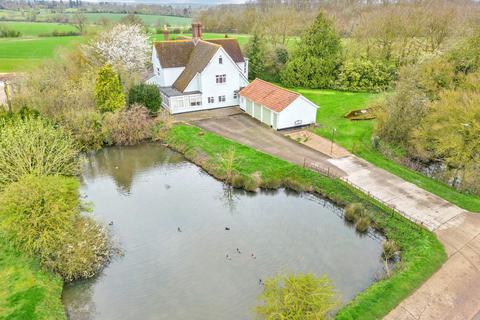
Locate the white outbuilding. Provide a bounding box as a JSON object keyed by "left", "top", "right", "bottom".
{"left": 239, "top": 79, "right": 319, "bottom": 130}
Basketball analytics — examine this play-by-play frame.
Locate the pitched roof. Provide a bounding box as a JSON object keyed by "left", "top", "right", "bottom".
{"left": 173, "top": 40, "right": 220, "bottom": 92}
{"left": 206, "top": 39, "right": 245, "bottom": 63}
{"left": 154, "top": 40, "right": 194, "bottom": 68}
{"left": 240, "top": 79, "right": 301, "bottom": 112}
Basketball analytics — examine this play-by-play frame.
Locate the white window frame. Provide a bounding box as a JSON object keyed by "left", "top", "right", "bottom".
{"left": 219, "top": 56, "right": 223, "bottom": 64}
{"left": 215, "top": 74, "right": 227, "bottom": 84}
{"left": 218, "top": 95, "right": 226, "bottom": 102}
{"left": 208, "top": 97, "right": 214, "bottom": 103}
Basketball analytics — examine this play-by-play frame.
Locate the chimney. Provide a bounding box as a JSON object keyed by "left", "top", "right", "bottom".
{"left": 163, "top": 28, "right": 169, "bottom": 41}
{"left": 192, "top": 23, "right": 203, "bottom": 44}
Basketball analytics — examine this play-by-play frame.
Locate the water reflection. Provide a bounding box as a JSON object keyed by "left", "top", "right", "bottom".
{"left": 64, "top": 143, "right": 384, "bottom": 320}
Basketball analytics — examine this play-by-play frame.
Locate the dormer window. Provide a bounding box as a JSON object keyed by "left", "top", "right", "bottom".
{"left": 219, "top": 56, "right": 223, "bottom": 64}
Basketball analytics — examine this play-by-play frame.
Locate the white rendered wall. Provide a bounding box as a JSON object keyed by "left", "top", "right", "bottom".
{"left": 276, "top": 96, "right": 318, "bottom": 130}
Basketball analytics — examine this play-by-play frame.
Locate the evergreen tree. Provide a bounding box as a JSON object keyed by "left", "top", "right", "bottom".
{"left": 281, "top": 12, "right": 341, "bottom": 88}
{"left": 94, "top": 65, "right": 125, "bottom": 113}
{"left": 128, "top": 83, "right": 162, "bottom": 114}
{"left": 245, "top": 32, "right": 266, "bottom": 80}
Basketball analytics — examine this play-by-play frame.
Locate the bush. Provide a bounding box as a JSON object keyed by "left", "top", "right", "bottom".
{"left": 355, "top": 216, "right": 371, "bottom": 233}
{"left": 0, "top": 26, "right": 21, "bottom": 38}
{"left": 344, "top": 202, "right": 365, "bottom": 222}
{"left": 0, "top": 176, "right": 78, "bottom": 263}
{"left": 103, "top": 105, "right": 157, "bottom": 145}
{"left": 60, "top": 109, "right": 105, "bottom": 151}
{"left": 95, "top": 64, "right": 125, "bottom": 113}
{"left": 256, "top": 273, "right": 339, "bottom": 319}
{"left": 48, "top": 216, "right": 111, "bottom": 282}
{"left": 128, "top": 83, "right": 162, "bottom": 114}
{"left": 38, "top": 30, "right": 81, "bottom": 37}
{"left": 382, "top": 240, "right": 400, "bottom": 260}
{"left": 0, "top": 175, "right": 111, "bottom": 281}
{"left": 336, "top": 58, "right": 397, "bottom": 92}
{"left": 0, "top": 116, "right": 79, "bottom": 190}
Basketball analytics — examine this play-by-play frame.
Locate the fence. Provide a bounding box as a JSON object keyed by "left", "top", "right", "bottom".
{"left": 303, "top": 157, "right": 436, "bottom": 231}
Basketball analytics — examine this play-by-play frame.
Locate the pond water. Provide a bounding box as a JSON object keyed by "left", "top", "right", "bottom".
{"left": 62, "top": 143, "right": 384, "bottom": 320}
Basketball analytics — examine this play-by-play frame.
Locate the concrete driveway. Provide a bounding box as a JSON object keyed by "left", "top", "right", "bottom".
{"left": 192, "top": 113, "right": 346, "bottom": 177}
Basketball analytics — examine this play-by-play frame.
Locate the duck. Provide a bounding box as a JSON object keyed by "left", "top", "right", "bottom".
{"left": 226, "top": 253, "right": 231, "bottom": 260}
{"left": 108, "top": 221, "right": 114, "bottom": 226}
{"left": 177, "top": 227, "right": 182, "bottom": 232}
{"left": 251, "top": 253, "right": 256, "bottom": 259}
{"left": 236, "top": 248, "right": 241, "bottom": 254}
{"left": 225, "top": 227, "right": 230, "bottom": 231}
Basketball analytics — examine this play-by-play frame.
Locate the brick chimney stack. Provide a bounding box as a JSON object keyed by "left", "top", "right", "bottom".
{"left": 163, "top": 28, "right": 169, "bottom": 41}
{"left": 192, "top": 23, "right": 203, "bottom": 44}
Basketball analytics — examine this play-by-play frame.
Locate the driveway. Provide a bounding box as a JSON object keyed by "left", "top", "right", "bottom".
{"left": 192, "top": 113, "right": 346, "bottom": 177}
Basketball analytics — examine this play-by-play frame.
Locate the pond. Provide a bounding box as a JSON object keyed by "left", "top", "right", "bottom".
{"left": 62, "top": 143, "right": 384, "bottom": 320}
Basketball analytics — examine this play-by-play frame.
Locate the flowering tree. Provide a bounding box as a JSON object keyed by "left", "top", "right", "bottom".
{"left": 85, "top": 24, "right": 150, "bottom": 72}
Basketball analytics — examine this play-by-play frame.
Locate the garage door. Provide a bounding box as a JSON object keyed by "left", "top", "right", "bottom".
{"left": 254, "top": 103, "right": 262, "bottom": 120}
{"left": 246, "top": 100, "right": 253, "bottom": 115}
{"left": 262, "top": 107, "right": 272, "bottom": 126}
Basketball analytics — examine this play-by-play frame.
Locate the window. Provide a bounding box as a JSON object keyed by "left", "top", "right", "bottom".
{"left": 156, "top": 67, "right": 160, "bottom": 74}
{"left": 190, "top": 101, "right": 201, "bottom": 106}
{"left": 218, "top": 95, "right": 226, "bottom": 102}
{"left": 216, "top": 74, "right": 226, "bottom": 84}
{"left": 208, "top": 97, "right": 214, "bottom": 103}
{"left": 219, "top": 56, "right": 223, "bottom": 64}
{"left": 233, "top": 92, "right": 238, "bottom": 99}
{"left": 243, "top": 63, "right": 246, "bottom": 73}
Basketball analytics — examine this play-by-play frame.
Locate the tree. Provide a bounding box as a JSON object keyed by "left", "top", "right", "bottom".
{"left": 255, "top": 273, "right": 339, "bottom": 320}
{"left": 410, "top": 73, "right": 480, "bottom": 192}
{"left": 128, "top": 83, "right": 162, "bottom": 114}
{"left": 71, "top": 13, "right": 87, "bottom": 34}
{"left": 281, "top": 11, "right": 341, "bottom": 88}
{"left": 94, "top": 65, "right": 125, "bottom": 113}
{"left": 245, "top": 32, "right": 266, "bottom": 80}
{"left": 119, "top": 13, "right": 145, "bottom": 28}
{"left": 84, "top": 24, "right": 150, "bottom": 72}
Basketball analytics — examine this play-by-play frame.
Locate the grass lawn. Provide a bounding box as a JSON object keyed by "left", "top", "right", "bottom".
{"left": 295, "top": 88, "right": 480, "bottom": 212}
{"left": 166, "top": 124, "right": 446, "bottom": 320}
{"left": 0, "top": 236, "right": 65, "bottom": 320}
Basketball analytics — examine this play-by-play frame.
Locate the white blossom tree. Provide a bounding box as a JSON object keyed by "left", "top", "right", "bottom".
{"left": 84, "top": 24, "right": 150, "bottom": 72}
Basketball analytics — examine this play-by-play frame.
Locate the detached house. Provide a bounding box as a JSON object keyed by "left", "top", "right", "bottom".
{"left": 148, "top": 23, "right": 249, "bottom": 114}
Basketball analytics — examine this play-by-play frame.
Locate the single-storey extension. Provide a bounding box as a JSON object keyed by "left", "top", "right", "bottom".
{"left": 239, "top": 79, "right": 318, "bottom": 130}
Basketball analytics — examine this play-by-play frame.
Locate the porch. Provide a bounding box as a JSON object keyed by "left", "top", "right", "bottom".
{"left": 159, "top": 86, "right": 203, "bottom": 114}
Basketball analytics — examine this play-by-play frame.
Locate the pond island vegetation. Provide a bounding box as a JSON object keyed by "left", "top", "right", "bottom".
{"left": 0, "top": 0, "right": 479, "bottom": 319}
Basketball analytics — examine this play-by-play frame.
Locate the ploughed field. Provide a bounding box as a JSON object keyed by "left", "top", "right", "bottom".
{"left": 62, "top": 143, "right": 384, "bottom": 320}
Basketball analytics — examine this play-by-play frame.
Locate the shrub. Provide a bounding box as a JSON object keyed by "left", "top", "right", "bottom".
{"left": 231, "top": 173, "right": 247, "bottom": 188}
{"left": 336, "top": 58, "right": 397, "bottom": 92}
{"left": 103, "top": 105, "right": 156, "bottom": 145}
{"left": 0, "top": 116, "right": 79, "bottom": 190}
{"left": 0, "top": 175, "right": 111, "bottom": 281}
{"left": 95, "top": 65, "right": 125, "bottom": 113}
{"left": 60, "top": 109, "right": 105, "bottom": 151}
{"left": 0, "top": 176, "right": 78, "bottom": 262}
{"left": 48, "top": 216, "right": 111, "bottom": 282}
{"left": 355, "top": 216, "right": 371, "bottom": 233}
{"left": 382, "top": 240, "right": 400, "bottom": 260}
{"left": 128, "top": 83, "right": 162, "bottom": 114}
{"left": 0, "top": 26, "right": 21, "bottom": 38}
{"left": 256, "top": 273, "right": 339, "bottom": 319}
{"left": 344, "top": 202, "right": 365, "bottom": 222}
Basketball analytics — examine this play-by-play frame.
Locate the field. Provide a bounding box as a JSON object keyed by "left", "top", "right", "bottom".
{"left": 152, "top": 32, "right": 252, "bottom": 46}
{"left": 0, "top": 9, "right": 191, "bottom": 26}
{"left": 295, "top": 88, "right": 480, "bottom": 212}
{"left": 0, "top": 35, "right": 88, "bottom": 72}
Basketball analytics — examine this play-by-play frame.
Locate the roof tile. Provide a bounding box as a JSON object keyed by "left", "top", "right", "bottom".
{"left": 240, "top": 79, "right": 300, "bottom": 112}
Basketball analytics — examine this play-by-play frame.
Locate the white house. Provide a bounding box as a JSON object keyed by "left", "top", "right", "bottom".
{"left": 147, "top": 23, "right": 249, "bottom": 114}
{"left": 239, "top": 79, "right": 319, "bottom": 130}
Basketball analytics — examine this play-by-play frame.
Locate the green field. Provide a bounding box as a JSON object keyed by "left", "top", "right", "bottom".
{"left": 0, "top": 36, "right": 88, "bottom": 71}
{"left": 296, "top": 88, "right": 480, "bottom": 212}
{"left": 0, "top": 9, "right": 191, "bottom": 27}
{"left": 0, "top": 21, "right": 78, "bottom": 36}
{"left": 152, "top": 32, "right": 252, "bottom": 46}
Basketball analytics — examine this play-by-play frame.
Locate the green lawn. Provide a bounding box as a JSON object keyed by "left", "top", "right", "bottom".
{"left": 0, "top": 236, "right": 65, "bottom": 320}
{"left": 167, "top": 124, "right": 446, "bottom": 320}
{"left": 0, "top": 36, "right": 88, "bottom": 71}
{"left": 295, "top": 88, "right": 480, "bottom": 212}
